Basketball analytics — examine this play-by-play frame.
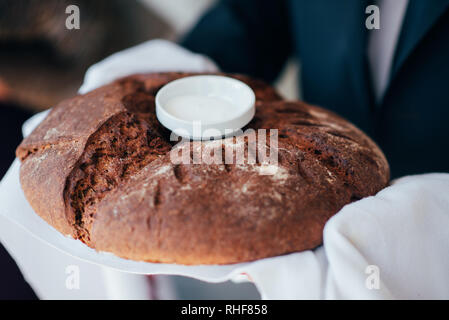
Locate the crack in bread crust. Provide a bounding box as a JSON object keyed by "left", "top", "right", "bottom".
{"left": 64, "top": 111, "right": 171, "bottom": 243}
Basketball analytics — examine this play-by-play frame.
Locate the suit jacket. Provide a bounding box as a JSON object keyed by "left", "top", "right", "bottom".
{"left": 182, "top": 0, "right": 449, "bottom": 178}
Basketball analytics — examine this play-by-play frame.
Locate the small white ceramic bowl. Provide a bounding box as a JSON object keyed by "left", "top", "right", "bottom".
{"left": 155, "top": 75, "right": 255, "bottom": 140}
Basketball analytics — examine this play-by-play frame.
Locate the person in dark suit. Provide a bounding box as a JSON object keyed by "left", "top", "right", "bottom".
{"left": 181, "top": 0, "right": 449, "bottom": 178}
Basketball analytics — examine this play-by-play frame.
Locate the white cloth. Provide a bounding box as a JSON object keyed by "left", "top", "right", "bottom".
{"left": 240, "top": 174, "right": 449, "bottom": 299}
{"left": 1, "top": 39, "right": 448, "bottom": 300}
{"left": 0, "top": 216, "right": 161, "bottom": 299}
{"left": 368, "top": 0, "right": 409, "bottom": 101}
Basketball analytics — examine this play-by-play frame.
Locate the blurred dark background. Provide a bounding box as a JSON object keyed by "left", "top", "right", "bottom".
{"left": 0, "top": 103, "right": 35, "bottom": 299}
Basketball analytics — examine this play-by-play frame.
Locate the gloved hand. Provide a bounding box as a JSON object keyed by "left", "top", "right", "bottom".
{"left": 79, "top": 39, "right": 218, "bottom": 94}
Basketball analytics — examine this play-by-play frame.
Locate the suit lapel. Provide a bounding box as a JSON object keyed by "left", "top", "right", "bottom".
{"left": 390, "top": 0, "right": 449, "bottom": 81}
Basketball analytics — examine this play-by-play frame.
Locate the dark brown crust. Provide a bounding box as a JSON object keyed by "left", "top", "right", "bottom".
{"left": 16, "top": 72, "right": 389, "bottom": 265}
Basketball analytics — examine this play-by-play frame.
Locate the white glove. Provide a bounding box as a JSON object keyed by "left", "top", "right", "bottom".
{"left": 79, "top": 39, "right": 218, "bottom": 94}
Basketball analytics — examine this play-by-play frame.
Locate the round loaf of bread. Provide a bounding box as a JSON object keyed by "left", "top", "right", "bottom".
{"left": 16, "top": 72, "right": 389, "bottom": 265}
